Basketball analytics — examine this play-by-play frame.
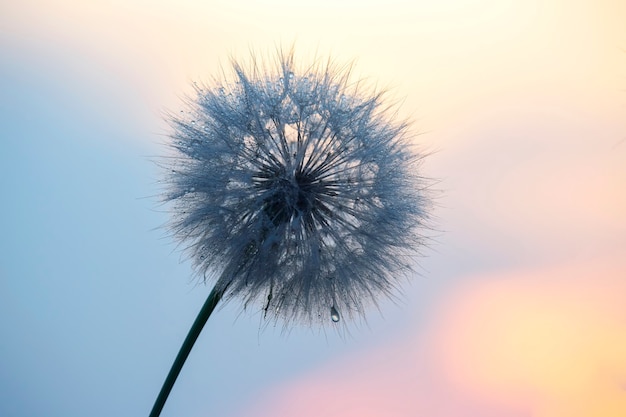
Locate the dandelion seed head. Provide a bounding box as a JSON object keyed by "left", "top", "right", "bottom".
{"left": 163, "top": 50, "right": 430, "bottom": 327}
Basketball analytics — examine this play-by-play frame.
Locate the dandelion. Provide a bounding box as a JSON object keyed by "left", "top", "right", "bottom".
{"left": 149, "top": 49, "right": 430, "bottom": 417}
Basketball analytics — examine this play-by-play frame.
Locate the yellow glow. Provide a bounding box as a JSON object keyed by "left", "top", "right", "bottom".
{"left": 433, "top": 259, "right": 626, "bottom": 416}
{"left": 5, "top": 0, "right": 625, "bottom": 113}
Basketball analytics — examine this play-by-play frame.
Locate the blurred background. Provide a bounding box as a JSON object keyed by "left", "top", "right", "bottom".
{"left": 1, "top": 1, "right": 625, "bottom": 416}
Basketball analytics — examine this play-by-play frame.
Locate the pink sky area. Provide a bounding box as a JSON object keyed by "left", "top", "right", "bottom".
{"left": 233, "top": 255, "right": 626, "bottom": 417}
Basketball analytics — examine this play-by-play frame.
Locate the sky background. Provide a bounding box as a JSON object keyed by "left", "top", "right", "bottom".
{"left": 1, "top": 1, "right": 625, "bottom": 416}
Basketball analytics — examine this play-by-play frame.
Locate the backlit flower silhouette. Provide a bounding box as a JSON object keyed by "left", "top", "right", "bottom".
{"left": 150, "top": 50, "right": 430, "bottom": 417}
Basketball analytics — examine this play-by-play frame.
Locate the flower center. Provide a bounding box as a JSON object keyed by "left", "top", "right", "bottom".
{"left": 260, "top": 168, "right": 320, "bottom": 226}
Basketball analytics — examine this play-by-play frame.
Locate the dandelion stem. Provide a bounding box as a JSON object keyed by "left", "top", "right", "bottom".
{"left": 149, "top": 285, "right": 224, "bottom": 417}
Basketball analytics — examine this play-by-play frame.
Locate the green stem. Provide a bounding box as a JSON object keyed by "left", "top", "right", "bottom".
{"left": 149, "top": 285, "right": 225, "bottom": 417}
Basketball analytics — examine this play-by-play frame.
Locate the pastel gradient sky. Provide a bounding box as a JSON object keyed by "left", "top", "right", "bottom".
{"left": 1, "top": 1, "right": 625, "bottom": 417}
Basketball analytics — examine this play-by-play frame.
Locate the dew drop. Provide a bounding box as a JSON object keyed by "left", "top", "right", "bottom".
{"left": 288, "top": 72, "right": 294, "bottom": 79}
{"left": 330, "top": 306, "right": 340, "bottom": 323}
